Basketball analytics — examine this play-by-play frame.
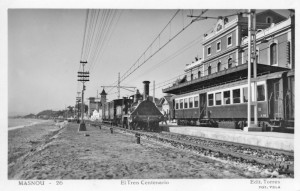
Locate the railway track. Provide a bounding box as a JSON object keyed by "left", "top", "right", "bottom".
{"left": 88, "top": 121, "right": 294, "bottom": 176}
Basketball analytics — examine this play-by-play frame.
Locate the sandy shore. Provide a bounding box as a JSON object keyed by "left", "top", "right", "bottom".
{"left": 8, "top": 121, "right": 275, "bottom": 179}
{"left": 8, "top": 120, "right": 67, "bottom": 178}
{"left": 8, "top": 120, "right": 52, "bottom": 131}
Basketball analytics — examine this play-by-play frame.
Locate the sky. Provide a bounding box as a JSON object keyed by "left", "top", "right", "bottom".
{"left": 8, "top": 9, "right": 290, "bottom": 115}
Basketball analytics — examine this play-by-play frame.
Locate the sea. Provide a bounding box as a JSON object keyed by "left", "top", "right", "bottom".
{"left": 8, "top": 118, "right": 47, "bottom": 130}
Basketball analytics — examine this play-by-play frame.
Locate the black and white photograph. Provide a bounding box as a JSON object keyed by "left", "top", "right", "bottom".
{"left": 1, "top": 0, "right": 299, "bottom": 191}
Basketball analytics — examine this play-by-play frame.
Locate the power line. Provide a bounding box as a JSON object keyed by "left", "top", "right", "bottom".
{"left": 107, "top": 9, "right": 208, "bottom": 94}
{"left": 150, "top": 39, "right": 290, "bottom": 92}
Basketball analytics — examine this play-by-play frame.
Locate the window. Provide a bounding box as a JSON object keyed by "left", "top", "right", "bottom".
{"left": 217, "top": 41, "right": 221, "bottom": 51}
{"left": 256, "top": 49, "right": 259, "bottom": 63}
{"left": 175, "top": 100, "right": 179, "bottom": 109}
{"left": 257, "top": 85, "right": 265, "bottom": 101}
{"left": 180, "top": 99, "right": 183, "bottom": 109}
{"left": 223, "top": 90, "right": 231, "bottom": 104}
{"left": 189, "top": 97, "right": 193, "bottom": 108}
{"left": 215, "top": 92, "right": 222, "bottom": 105}
{"left": 228, "top": 58, "right": 232, "bottom": 68}
{"left": 287, "top": 41, "right": 291, "bottom": 64}
{"left": 227, "top": 35, "right": 232, "bottom": 46}
{"left": 207, "top": 46, "right": 211, "bottom": 56}
{"left": 217, "top": 62, "right": 221, "bottom": 72}
{"left": 198, "top": 71, "right": 201, "bottom": 78}
{"left": 233, "top": 89, "right": 241, "bottom": 103}
{"left": 208, "top": 65, "right": 212, "bottom": 75}
{"left": 266, "top": 16, "right": 273, "bottom": 24}
{"left": 184, "top": 98, "right": 188, "bottom": 108}
{"left": 270, "top": 43, "right": 277, "bottom": 65}
{"left": 194, "top": 96, "right": 199, "bottom": 107}
{"left": 243, "top": 87, "right": 248, "bottom": 102}
{"left": 208, "top": 94, "right": 214, "bottom": 106}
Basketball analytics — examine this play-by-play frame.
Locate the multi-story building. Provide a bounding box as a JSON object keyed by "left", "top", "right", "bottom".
{"left": 87, "top": 97, "right": 101, "bottom": 117}
{"left": 184, "top": 10, "right": 293, "bottom": 82}
{"left": 163, "top": 10, "right": 294, "bottom": 130}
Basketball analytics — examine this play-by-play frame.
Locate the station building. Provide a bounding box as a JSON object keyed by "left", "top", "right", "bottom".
{"left": 163, "top": 10, "right": 295, "bottom": 130}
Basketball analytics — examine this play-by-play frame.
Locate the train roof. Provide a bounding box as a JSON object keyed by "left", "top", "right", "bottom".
{"left": 162, "top": 64, "right": 290, "bottom": 95}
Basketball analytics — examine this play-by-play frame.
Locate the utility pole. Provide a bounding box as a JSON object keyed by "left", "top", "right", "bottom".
{"left": 101, "top": 72, "right": 136, "bottom": 99}
{"left": 77, "top": 61, "right": 89, "bottom": 131}
{"left": 244, "top": 9, "right": 260, "bottom": 131}
{"left": 153, "top": 80, "right": 155, "bottom": 104}
{"left": 118, "top": 72, "right": 120, "bottom": 99}
{"left": 76, "top": 92, "right": 81, "bottom": 123}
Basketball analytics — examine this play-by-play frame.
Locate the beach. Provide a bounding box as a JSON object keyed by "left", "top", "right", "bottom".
{"left": 8, "top": 119, "right": 66, "bottom": 178}
{"left": 8, "top": 121, "right": 278, "bottom": 179}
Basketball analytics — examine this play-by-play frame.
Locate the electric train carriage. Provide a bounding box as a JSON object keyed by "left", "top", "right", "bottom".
{"left": 164, "top": 64, "right": 294, "bottom": 133}
{"left": 102, "top": 81, "right": 164, "bottom": 131}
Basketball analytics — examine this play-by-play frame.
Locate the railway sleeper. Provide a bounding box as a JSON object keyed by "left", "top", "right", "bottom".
{"left": 133, "top": 130, "right": 293, "bottom": 174}
{"left": 105, "top": 124, "right": 293, "bottom": 175}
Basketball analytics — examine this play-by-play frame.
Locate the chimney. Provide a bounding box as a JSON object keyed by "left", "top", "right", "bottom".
{"left": 143, "top": 81, "right": 150, "bottom": 101}
{"left": 134, "top": 89, "right": 140, "bottom": 103}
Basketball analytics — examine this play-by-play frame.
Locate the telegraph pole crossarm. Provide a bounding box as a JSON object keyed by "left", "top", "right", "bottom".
{"left": 78, "top": 61, "right": 89, "bottom": 131}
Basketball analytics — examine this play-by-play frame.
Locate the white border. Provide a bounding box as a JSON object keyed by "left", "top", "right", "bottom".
{"left": 1, "top": 1, "right": 300, "bottom": 191}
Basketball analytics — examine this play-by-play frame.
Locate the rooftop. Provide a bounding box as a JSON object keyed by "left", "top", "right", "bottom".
{"left": 163, "top": 64, "right": 289, "bottom": 95}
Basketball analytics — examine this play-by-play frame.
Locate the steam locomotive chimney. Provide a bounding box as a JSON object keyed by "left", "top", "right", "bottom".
{"left": 134, "top": 89, "right": 140, "bottom": 103}
{"left": 143, "top": 81, "right": 150, "bottom": 101}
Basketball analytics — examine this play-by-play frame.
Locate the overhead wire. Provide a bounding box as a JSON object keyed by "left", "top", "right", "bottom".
{"left": 150, "top": 39, "right": 290, "bottom": 92}
{"left": 107, "top": 9, "right": 209, "bottom": 94}
{"left": 89, "top": 10, "right": 119, "bottom": 72}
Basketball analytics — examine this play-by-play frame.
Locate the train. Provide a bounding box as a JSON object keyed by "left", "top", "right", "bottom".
{"left": 166, "top": 64, "right": 294, "bottom": 133}
{"left": 102, "top": 81, "right": 164, "bottom": 131}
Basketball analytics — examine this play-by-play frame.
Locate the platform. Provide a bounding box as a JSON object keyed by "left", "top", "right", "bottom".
{"left": 160, "top": 124, "right": 294, "bottom": 151}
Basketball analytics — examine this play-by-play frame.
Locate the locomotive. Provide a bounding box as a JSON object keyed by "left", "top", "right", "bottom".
{"left": 102, "top": 81, "right": 164, "bottom": 131}
{"left": 164, "top": 64, "right": 294, "bottom": 133}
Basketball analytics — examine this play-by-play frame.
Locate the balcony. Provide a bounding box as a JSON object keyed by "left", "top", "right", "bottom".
{"left": 184, "top": 59, "right": 203, "bottom": 72}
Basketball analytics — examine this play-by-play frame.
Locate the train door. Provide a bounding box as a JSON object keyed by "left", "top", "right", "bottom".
{"left": 273, "top": 81, "right": 281, "bottom": 119}
{"left": 199, "top": 93, "right": 206, "bottom": 119}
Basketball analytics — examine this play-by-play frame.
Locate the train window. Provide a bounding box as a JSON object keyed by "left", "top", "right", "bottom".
{"left": 194, "top": 96, "right": 199, "bottom": 107}
{"left": 243, "top": 87, "right": 248, "bottom": 102}
{"left": 233, "top": 89, "right": 241, "bottom": 103}
{"left": 215, "top": 92, "right": 221, "bottom": 105}
{"left": 175, "top": 100, "right": 179, "bottom": 110}
{"left": 180, "top": 99, "right": 183, "bottom": 109}
{"left": 223, "top": 91, "right": 231, "bottom": 104}
{"left": 257, "top": 85, "right": 265, "bottom": 101}
{"left": 208, "top": 94, "right": 214, "bottom": 106}
{"left": 189, "top": 97, "right": 193, "bottom": 108}
{"left": 184, "top": 98, "right": 188, "bottom": 108}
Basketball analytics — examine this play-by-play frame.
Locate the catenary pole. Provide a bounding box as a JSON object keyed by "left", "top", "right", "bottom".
{"left": 247, "top": 9, "right": 252, "bottom": 129}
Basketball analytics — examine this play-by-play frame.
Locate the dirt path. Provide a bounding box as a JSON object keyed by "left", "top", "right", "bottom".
{"left": 9, "top": 123, "right": 265, "bottom": 179}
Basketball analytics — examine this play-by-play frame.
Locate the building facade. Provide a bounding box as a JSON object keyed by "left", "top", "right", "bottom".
{"left": 162, "top": 10, "right": 294, "bottom": 129}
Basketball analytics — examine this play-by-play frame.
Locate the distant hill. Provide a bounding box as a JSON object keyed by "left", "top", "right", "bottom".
{"left": 23, "top": 113, "right": 36, "bottom": 118}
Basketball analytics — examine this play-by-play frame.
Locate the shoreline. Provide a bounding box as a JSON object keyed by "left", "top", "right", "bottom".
{"left": 8, "top": 120, "right": 67, "bottom": 172}
{"left": 8, "top": 119, "right": 53, "bottom": 131}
